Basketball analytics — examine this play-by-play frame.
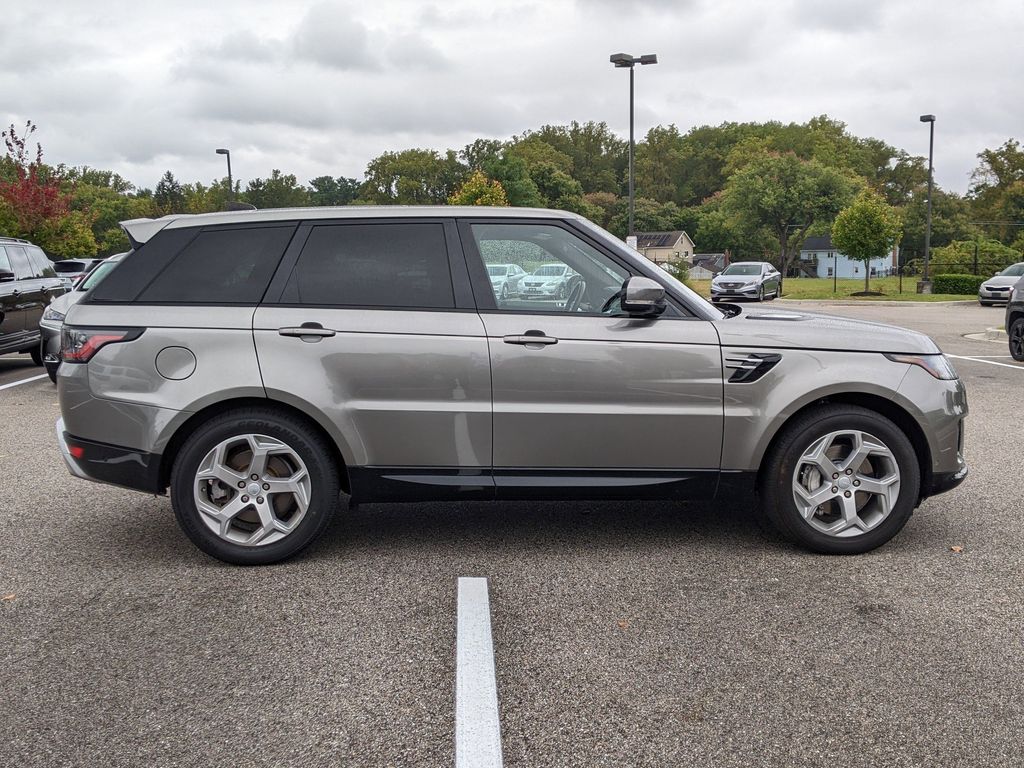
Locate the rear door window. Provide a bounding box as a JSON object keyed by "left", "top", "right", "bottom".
{"left": 137, "top": 225, "right": 295, "bottom": 304}
{"left": 280, "top": 222, "right": 454, "bottom": 309}
{"left": 5, "top": 246, "right": 35, "bottom": 279}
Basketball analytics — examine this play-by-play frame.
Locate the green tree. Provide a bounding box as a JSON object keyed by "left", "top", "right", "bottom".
{"left": 722, "top": 152, "right": 857, "bottom": 274}
{"left": 308, "top": 175, "right": 360, "bottom": 206}
{"left": 154, "top": 171, "right": 185, "bottom": 214}
{"left": 242, "top": 169, "right": 310, "bottom": 209}
{"left": 448, "top": 170, "right": 509, "bottom": 206}
{"left": 607, "top": 197, "right": 682, "bottom": 240}
{"left": 361, "top": 149, "right": 467, "bottom": 204}
{"left": 929, "top": 238, "right": 1022, "bottom": 274}
{"left": 969, "top": 139, "right": 1024, "bottom": 246}
{"left": 483, "top": 154, "right": 544, "bottom": 208}
{"left": 831, "top": 190, "right": 902, "bottom": 292}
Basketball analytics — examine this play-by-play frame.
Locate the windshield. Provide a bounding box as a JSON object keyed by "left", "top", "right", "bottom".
{"left": 79, "top": 257, "right": 122, "bottom": 290}
{"left": 533, "top": 265, "right": 565, "bottom": 277}
{"left": 999, "top": 263, "right": 1024, "bottom": 277}
{"left": 487, "top": 265, "right": 508, "bottom": 277}
{"left": 721, "top": 264, "right": 762, "bottom": 276}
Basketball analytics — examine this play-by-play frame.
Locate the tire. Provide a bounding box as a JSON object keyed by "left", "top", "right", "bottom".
{"left": 45, "top": 362, "right": 58, "bottom": 384}
{"left": 759, "top": 404, "right": 920, "bottom": 555}
{"left": 500, "top": 284, "right": 509, "bottom": 300}
{"left": 1009, "top": 317, "right": 1024, "bottom": 362}
{"left": 757, "top": 285, "right": 765, "bottom": 302}
{"left": 29, "top": 345, "right": 43, "bottom": 366}
{"left": 979, "top": 301, "right": 992, "bottom": 307}
{"left": 170, "top": 408, "right": 341, "bottom": 565}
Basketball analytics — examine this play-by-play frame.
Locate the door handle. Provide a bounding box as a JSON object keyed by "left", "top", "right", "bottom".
{"left": 278, "top": 323, "right": 336, "bottom": 339}
{"left": 503, "top": 330, "right": 558, "bottom": 346}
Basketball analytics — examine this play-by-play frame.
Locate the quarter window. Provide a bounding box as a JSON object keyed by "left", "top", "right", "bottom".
{"left": 281, "top": 223, "right": 454, "bottom": 309}
{"left": 137, "top": 226, "right": 294, "bottom": 304}
{"left": 470, "top": 223, "right": 628, "bottom": 314}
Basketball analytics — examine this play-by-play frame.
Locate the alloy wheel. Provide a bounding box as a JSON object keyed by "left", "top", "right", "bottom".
{"left": 1010, "top": 320, "right": 1024, "bottom": 361}
{"left": 193, "top": 434, "right": 312, "bottom": 546}
{"left": 791, "top": 429, "right": 901, "bottom": 538}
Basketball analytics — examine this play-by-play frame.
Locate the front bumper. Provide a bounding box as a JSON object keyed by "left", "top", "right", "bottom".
{"left": 978, "top": 287, "right": 1012, "bottom": 302}
{"left": 712, "top": 283, "right": 760, "bottom": 298}
{"left": 56, "top": 417, "right": 165, "bottom": 494}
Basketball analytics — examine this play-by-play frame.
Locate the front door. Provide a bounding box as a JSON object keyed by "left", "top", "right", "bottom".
{"left": 460, "top": 220, "right": 724, "bottom": 500}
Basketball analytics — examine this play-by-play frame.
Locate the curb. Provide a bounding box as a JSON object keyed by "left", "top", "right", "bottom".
{"left": 985, "top": 326, "right": 1008, "bottom": 341}
{"left": 776, "top": 298, "right": 977, "bottom": 307}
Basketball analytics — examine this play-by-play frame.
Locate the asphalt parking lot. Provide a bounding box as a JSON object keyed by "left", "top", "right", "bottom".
{"left": 2, "top": 301, "right": 1022, "bottom": 768}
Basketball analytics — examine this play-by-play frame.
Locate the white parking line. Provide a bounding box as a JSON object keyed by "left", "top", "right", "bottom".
{"left": 0, "top": 374, "right": 48, "bottom": 391}
{"left": 456, "top": 577, "right": 504, "bottom": 768}
{"left": 948, "top": 354, "right": 1024, "bottom": 371}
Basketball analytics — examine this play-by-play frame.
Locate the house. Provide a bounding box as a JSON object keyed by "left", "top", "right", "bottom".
{"left": 635, "top": 231, "right": 696, "bottom": 267}
{"left": 689, "top": 252, "right": 728, "bottom": 280}
{"left": 800, "top": 235, "right": 897, "bottom": 279}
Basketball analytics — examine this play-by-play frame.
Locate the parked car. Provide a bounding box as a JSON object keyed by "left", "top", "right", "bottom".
{"left": 39, "top": 252, "right": 129, "bottom": 382}
{"left": 53, "top": 258, "right": 103, "bottom": 291}
{"left": 0, "top": 236, "right": 65, "bottom": 365}
{"left": 487, "top": 263, "right": 527, "bottom": 300}
{"left": 1006, "top": 276, "right": 1024, "bottom": 362}
{"left": 520, "top": 263, "right": 581, "bottom": 301}
{"left": 978, "top": 262, "right": 1024, "bottom": 306}
{"left": 710, "top": 261, "right": 782, "bottom": 302}
{"left": 56, "top": 207, "right": 967, "bottom": 565}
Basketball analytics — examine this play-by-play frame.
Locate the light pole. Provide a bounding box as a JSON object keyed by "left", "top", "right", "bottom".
{"left": 215, "top": 148, "right": 233, "bottom": 202}
{"left": 610, "top": 52, "right": 657, "bottom": 240}
{"left": 919, "top": 115, "right": 935, "bottom": 293}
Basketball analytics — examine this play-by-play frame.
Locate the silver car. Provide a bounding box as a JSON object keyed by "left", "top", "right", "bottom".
{"left": 487, "top": 263, "right": 526, "bottom": 300}
{"left": 978, "top": 262, "right": 1024, "bottom": 305}
{"left": 711, "top": 261, "right": 783, "bottom": 302}
{"left": 56, "top": 207, "right": 967, "bottom": 565}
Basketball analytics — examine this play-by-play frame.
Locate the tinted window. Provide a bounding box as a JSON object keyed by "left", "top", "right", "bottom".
{"left": 137, "top": 225, "right": 294, "bottom": 304}
{"left": 27, "top": 247, "right": 55, "bottom": 278}
{"left": 55, "top": 260, "right": 88, "bottom": 273}
{"left": 0, "top": 247, "right": 11, "bottom": 274}
{"left": 6, "top": 246, "right": 35, "bottom": 279}
{"left": 282, "top": 223, "right": 454, "bottom": 309}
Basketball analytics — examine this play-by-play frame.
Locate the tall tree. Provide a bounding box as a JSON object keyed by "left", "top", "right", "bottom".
{"left": 361, "top": 149, "right": 467, "bottom": 204}
{"left": 154, "top": 171, "right": 185, "bottom": 214}
{"left": 243, "top": 169, "right": 310, "bottom": 209}
{"left": 831, "top": 190, "right": 902, "bottom": 292}
{"left": 448, "top": 170, "right": 509, "bottom": 206}
{"left": 722, "top": 152, "right": 857, "bottom": 274}
{"left": 308, "top": 175, "right": 360, "bottom": 206}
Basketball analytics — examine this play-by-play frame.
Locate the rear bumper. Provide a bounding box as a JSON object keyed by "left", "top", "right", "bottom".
{"left": 56, "top": 417, "right": 165, "bottom": 494}
{"left": 925, "top": 465, "right": 968, "bottom": 497}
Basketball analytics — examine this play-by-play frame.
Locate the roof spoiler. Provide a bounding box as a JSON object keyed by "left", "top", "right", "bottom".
{"left": 120, "top": 217, "right": 176, "bottom": 249}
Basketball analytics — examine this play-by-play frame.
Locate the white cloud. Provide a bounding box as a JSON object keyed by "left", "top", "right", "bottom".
{"left": 0, "top": 0, "right": 1020, "bottom": 194}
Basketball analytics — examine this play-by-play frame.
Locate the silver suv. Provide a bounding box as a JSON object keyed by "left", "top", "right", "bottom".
{"left": 56, "top": 207, "right": 968, "bottom": 564}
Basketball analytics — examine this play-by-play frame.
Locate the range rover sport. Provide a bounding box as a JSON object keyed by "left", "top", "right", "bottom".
{"left": 56, "top": 207, "right": 968, "bottom": 564}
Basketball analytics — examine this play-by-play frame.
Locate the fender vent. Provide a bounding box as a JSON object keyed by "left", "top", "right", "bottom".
{"left": 725, "top": 352, "right": 782, "bottom": 383}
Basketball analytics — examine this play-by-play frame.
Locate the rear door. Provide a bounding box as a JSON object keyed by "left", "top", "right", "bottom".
{"left": 254, "top": 218, "right": 492, "bottom": 502}
{"left": 5, "top": 246, "right": 43, "bottom": 336}
{"left": 460, "top": 219, "right": 724, "bottom": 500}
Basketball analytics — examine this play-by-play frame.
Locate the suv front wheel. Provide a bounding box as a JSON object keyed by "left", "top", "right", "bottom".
{"left": 170, "top": 409, "right": 341, "bottom": 565}
{"left": 759, "top": 405, "right": 921, "bottom": 554}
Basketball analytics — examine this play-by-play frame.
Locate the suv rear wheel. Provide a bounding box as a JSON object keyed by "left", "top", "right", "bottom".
{"left": 1009, "top": 316, "right": 1024, "bottom": 362}
{"left": 759, "top": 404, "right": 920, "bottom": 554}
{"left": 170, "top": 409, "right": 340, "bottom": 565}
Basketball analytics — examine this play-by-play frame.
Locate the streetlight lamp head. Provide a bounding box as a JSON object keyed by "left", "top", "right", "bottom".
{"left": 610, "top": 52, "right": 634, "bottom": 67}
{"left": 919, "top": 114, "right": 935, "bottom": 123}
{"left": 639, "top": 54, "right": 658, "bottom": 65}
{"left": 215, "top": 148, "right": 230, "bottom": 155}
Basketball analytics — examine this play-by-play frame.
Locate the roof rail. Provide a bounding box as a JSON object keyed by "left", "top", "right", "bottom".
{"left": 0, "top": 236, "right": 31, "bottom": 244}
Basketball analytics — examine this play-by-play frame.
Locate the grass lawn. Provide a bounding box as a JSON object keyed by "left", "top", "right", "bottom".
{"left": 687, "top": 276, "right": 973, "bottom": 302}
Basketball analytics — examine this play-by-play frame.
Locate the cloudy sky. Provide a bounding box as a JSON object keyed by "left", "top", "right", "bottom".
{"left": 2, "top": 0, "right": 1021, "bottom": 194}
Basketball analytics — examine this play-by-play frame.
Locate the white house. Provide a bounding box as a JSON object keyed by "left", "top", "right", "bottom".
{"left": 801, "top": 236, "right": 897, "bottom": 279}
{"left": 635, "top": 231, "right": 696, "bottom": 266}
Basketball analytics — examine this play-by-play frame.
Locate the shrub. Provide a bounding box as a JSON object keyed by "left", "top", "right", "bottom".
{"left": 932, "top": 274, "right": 986, "bottom": 295}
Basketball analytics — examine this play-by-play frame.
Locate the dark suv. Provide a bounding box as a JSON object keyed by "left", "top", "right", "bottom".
{"left": 0, "top": 237, "right": 65, "bottom": 364}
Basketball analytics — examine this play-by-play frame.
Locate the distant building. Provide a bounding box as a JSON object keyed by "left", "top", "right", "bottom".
{"left": 635, "top": 231, "right": 696, "bottom": 267}
{"left": 689, "top": 252, "right": 728, "bottom": 280}
{"left": 800, "top": 235, "right": 897, "bottom": 279}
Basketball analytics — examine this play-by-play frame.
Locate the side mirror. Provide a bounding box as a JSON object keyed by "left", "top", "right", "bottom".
{"left": 0, "top": 269, "right": 15, "bottom": 282}
{"left": 620, "top": 276, "right": 666, "bottom": 316}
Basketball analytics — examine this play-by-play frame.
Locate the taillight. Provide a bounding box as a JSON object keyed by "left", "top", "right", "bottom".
{"left": 61, "top": 327, "right": 143, "bottom": 363}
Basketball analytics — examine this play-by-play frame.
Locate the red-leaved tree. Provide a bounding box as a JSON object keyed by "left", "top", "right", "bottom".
{"left": 0, "top": 121, "right": 70, "bottom": 233}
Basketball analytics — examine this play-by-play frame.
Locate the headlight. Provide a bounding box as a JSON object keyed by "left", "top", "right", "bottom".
{"left": 42, "top": 306, "right": 66, "bottom": 323}
{"left": 884, "top": 353, "right": 958, "bottom": 380}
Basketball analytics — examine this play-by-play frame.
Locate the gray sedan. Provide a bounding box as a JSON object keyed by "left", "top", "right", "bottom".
{"left": 978, "top": 262, "right": 1024, "bottom": 305}
{"left": 711, "top": 261, "right": 782, "bottom": 302}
